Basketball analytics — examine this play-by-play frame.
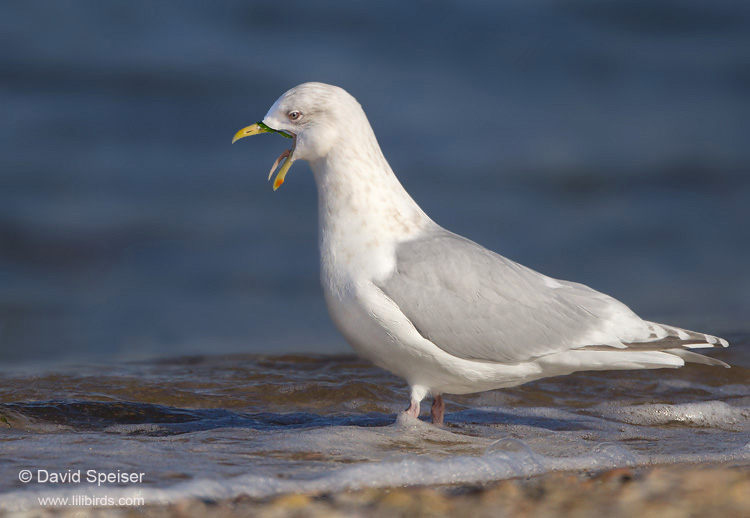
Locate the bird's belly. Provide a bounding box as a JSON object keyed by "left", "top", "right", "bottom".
{"left": 322, "top": 281, "right": 546, "bottom": 395}
{"left": 323, "top": 284, "right": 418, "bottom": 380}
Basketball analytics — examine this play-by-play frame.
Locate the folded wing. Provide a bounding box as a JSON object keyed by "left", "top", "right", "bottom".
{"left": 376, "top": 227, "right": 727, "bottom": 365}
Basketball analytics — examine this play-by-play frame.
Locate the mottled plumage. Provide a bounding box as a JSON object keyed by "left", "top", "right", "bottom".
{"left": 235, "top": 82, "right": 729, "bottom": 425}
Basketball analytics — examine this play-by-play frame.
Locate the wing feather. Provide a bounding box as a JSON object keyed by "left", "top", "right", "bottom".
{"left": 376, "top": 228, "right": 727, "bottom": 364}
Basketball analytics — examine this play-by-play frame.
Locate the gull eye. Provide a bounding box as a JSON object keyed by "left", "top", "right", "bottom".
{"left": 288, "top": 110, "right": 301, "bottom": 121}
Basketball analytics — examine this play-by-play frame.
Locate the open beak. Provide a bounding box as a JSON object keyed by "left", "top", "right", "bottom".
{"left": 232, "top": 122, "right": 296, "bottom": 191}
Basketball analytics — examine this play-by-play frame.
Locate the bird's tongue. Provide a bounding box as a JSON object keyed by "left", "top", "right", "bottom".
{"left": 267, "top": 137, "right": 296, "bottom": 191}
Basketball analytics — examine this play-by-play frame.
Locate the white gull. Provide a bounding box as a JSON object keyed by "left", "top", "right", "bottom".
{"left": 233, "top": 82, "right": 729, "bottom": 425}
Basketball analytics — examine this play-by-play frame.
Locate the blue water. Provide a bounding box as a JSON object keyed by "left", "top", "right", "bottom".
{"left": 1, "top": 3, "right": 749, "bottom": 511}
{"left": 1, "top": 1, "right": 749, "bottom": 364}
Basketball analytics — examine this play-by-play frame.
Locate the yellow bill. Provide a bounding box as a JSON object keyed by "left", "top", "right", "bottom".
{"left": 232, "top": 122, "right": 296, "bottom": 191}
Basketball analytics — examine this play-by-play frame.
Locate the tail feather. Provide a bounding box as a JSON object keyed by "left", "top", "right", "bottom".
{"left": 584, "top": 322, "right": 730, "bottom": 368}
{"left": 666, "top": 348, "right": 730, "bottom": 368}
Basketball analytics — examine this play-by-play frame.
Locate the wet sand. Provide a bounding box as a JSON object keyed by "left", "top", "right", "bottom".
{"left": 17, "top": 462, "right": 750, "bottom": 518}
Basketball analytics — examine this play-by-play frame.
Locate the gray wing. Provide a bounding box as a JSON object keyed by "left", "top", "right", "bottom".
{"left": 376, "top": 227, "right": 724, "bottom": 364}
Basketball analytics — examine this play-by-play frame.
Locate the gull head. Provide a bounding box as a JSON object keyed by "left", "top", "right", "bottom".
{"left": 232, "top": 82, "right": 365, "bottom": 190}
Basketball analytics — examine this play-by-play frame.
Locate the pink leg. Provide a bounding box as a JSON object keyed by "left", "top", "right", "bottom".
{"left": 405, "top": 399, "right": 420, "bottom": 419}
{"left": 431, "top": 394, "right": 445, "bottom": 425}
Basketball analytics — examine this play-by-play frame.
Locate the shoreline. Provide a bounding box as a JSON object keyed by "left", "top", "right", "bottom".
{"left": 9, "top": 461, "right": 749, "bottom": 517}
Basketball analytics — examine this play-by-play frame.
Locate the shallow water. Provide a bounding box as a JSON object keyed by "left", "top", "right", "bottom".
{"left": 1, "top": 0, "right": 749, "bottom": 510}
{"left": 1, "top": 336, "right": 748, "bottom": 510}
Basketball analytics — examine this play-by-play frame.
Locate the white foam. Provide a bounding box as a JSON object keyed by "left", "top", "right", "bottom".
{"left": 598, "top": 400, "right": 750, "bottom": 431}
{"left": 3, "top": 397, "right": 749, "bottom": 511}
{"left": 2, "top": 439, "right": 748, "bottom": 512}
